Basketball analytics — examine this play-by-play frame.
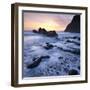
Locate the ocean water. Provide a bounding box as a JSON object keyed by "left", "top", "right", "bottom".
{"left": 23, "top": 31, "right": 80, "bottom": 77}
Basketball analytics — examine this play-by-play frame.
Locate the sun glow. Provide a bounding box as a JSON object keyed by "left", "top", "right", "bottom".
{"left": 24, "top": 20, "right": 65, "bottom": 31}
{"left": 24, "top": 12, "right": 74, "bottom": 31}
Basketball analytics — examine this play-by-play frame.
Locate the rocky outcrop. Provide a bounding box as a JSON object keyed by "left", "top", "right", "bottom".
{"left": 65, "top": 15, "right": 80, "bottom": 33}
{"left": 32, "top": 27, "right": 58, "bottom": 37}
{"left": 27, "top": 55, "right": 50, "bottom": 69}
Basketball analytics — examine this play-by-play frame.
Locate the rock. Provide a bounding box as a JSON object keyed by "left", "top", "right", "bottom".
{"left": 58, "top": 56, "right": 63, "bottom": 59}
{"left": 27, "top": 57, "right": 42, "bottom": 69}
{"left": 66, "top": 48, "right": 80, "bottom": 55}
{"left": 44, "top": 43, "right": 54, "bottom": 50}
{"left": 32, "top": 29, "right": 38, "bottom": 33}
{"left": 69, "top": 47, "right": 80, "bottom": 55}
{"left": 65, "top": 15, "right": 80, "bottom": 33}
{"left": 27, "top": 55, "right": 50, "bottom": 69}
{"left": 46, "top": 31, "right": 58, "bottom": 37}
{"left": 33, "top": 27, "right": 58, "bottom": 37}
{"left": 68, "top": 69, "right": 78, "bottom": 75}
{"left": 57, "top": 46, "right": 80, "bottom": 55}
{"left": 78, "top": 66, "right": 80, "bottom": 70}
{"left": 66, "top": 39, "right": 80, "bottom": 46}
{"left": 61, "top": 62, "right": 64, "bottom": 65}
{"left": 32, "top": 57, "right": 37, "bottom": 61}
{"left": 56, "top": 71, "right": 59, "bottom": 75}
{"left": 78, "top": 37, "right": 80, "bottom": 41}
{"left": 64, "top": 68, "right": 69, "bottom": 73}
{"left": 73, "top": 36, "right": 80, "bottom": 40}
{"left": 38, "top": 28, "right": 47, "bottom": 34}
{"left": 41, "top": 55, "right": 50, "bottom": 59}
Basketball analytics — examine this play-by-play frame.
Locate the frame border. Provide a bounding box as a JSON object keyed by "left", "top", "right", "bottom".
{"left": 11, "top": 3, "right": 88, "bottom": 87}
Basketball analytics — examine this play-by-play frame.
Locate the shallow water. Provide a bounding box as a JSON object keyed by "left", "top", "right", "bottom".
{"left": 23, "top": 31, "right": 80, "bottom": 77}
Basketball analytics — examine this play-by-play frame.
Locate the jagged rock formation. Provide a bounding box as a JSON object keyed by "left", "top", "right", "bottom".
{"left": 65, "top": 15, "right": 80, "bottom": 33}
{"left": 32, "top": 27, "right": 58, "bottom": 37}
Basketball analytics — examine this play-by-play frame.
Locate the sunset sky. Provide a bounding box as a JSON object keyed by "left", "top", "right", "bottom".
{"left": 23, "top": 12, "right": 74, "bottom": 31}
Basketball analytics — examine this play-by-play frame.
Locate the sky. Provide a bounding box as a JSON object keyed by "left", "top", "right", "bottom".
{"left": 23, "top": 12, "right": 74, "bottom": 31}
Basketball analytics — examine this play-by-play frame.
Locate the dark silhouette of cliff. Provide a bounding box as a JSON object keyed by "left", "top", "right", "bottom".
{"left": 65, "top": 15, "right": 80, "bottom": 33}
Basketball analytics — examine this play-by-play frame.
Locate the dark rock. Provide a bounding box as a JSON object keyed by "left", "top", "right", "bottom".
{"left": 33, "top": 27, "right": 58, "bottom": 37}
{"left": 66, "top": 39, "right": 80, "bottom": 46}
{"left": 78, "top": 37, "right": 80, "bottom": 41}
{"left": 73, "top": 49, "right": 80, "bottom": 55}
{"left": 32, "top": 30, "right": 38, "bottom": 33}
{"left": 69, "top": 69, "right": 79, "bottom": 75}
{"left": 69, "top": 47, "right": 80, "bottom": 55}
{"left": 61, "top": 62, "right": 63, "bottom": 65}
{"left": 41, "top": 55, "right": 50, "bottom": 59}
{"left": 46, "top": 31, "right": 58, "bottom": 37}
{"left": 67, "top": 65, "right": 70, "bottom": 68}
{"left": 44, "top": 43, "right": 54, "bottom": 50}
{"left": 57, "top": 46, "right": 80, "bottom": 55}
{"left": 32, "top": 57, "right": 37, "bottom": 61}
{"left": 27, "top": 57, "right": 42, "bottom": 69}
{"left": 54, "top": 67, "right": 56, "bottom": 69}
{"left": 78, "top": 66, "right": 80, "bottom": 70}
{"left": 46, "top": 43, "right": 54, "bottom": 47}
{"left": 49, "top": 66, "right": 53, "bottom": 68}
{"left": 64, "top": 68, "right": 69, "bottom": 73}
{"left": 56, "top": 71, "right": 59, "bottom": 75}
{"left": 38, "top": 28, "right": 47, "bottom": 34}
{"left": 66, "top": 48, "right": 80, "bottom": 55}
{"left": 27, "top": 55, "right": 50, "bottom": 69}
{"left": 65, "top": 15, "right": 80, "bottom": 33}
{"left": 72, "top": 36, "right": 80, "bottom": 41}
{"left": 58, "top": 56, "right": 63, "bottom": 59}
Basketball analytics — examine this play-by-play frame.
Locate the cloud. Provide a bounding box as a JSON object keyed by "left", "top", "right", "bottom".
{"left": 24, "top": 12, "right": 74, "bottom": 31}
